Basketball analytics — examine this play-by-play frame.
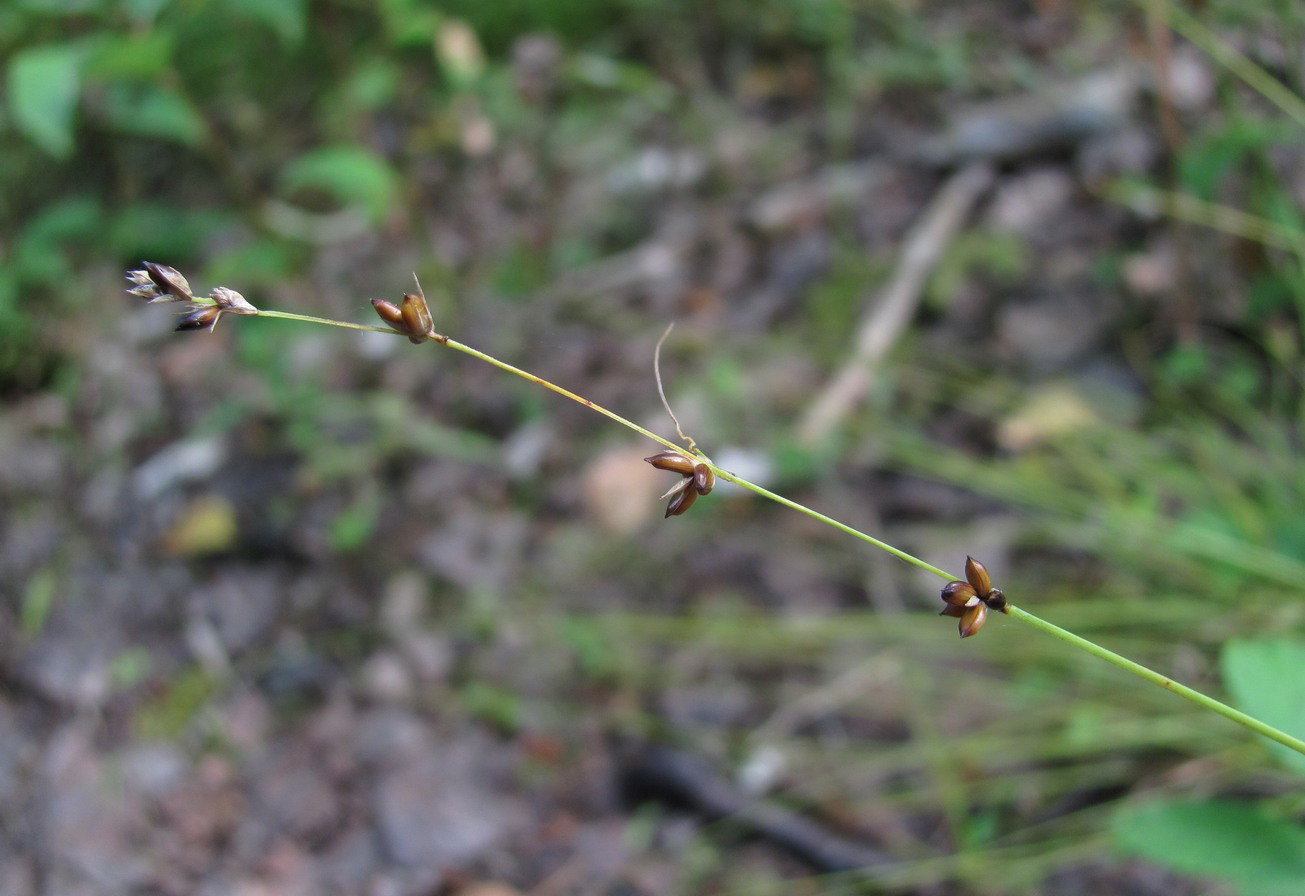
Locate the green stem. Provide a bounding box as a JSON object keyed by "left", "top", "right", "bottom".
{"left": 1164, "top": 3, "right": 1305, "bottom": 131}
{"left": 1006, "top": 605, "right": 1305, "bottom": 757}
{"left": 446, "top": 340, "right": 957, "bottom": 574}
{"left": 251, "top": 306, "right": 1305, "bottom": 759}
{"left": 711, "top": 470, "right": 952, "bottom": 578}
{"left": 256, "top": 309, "right": 397, "bottom": 333}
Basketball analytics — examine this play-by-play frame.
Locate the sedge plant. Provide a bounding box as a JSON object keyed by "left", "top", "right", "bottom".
{"left": 126, "top": 260, "right": 1305, "bottom": 762}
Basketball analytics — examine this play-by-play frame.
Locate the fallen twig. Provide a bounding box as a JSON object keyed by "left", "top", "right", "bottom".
{"left": 619, "top": 743, "right": 891, "bottom": 874}
{"left": 798, "top": 162, "right": 995, "bottom": 445}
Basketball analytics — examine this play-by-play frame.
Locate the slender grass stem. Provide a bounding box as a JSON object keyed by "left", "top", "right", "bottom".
{"left": 256, "top": 309, "right": 397, "bottom": 333}
{"left": 1006, "top": 606, "right": 1305, "bottom": 756}
{"left": 1163, "top": 2, "right": 1305, "bottom": 131}
{"left": 250, "top": 305, "right": 1305, "bottom": 759}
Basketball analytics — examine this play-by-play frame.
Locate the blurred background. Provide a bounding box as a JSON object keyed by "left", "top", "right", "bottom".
{"left": 3, "top": 1, "right": 1305, "bottom": 893}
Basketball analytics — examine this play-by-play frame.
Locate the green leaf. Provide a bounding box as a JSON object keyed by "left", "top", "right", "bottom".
{"left": 1113, "top": 799, "right": 1305, "bottom": 889}
{"left": 84, "top": 31, "right": 175, "bottom": 79}
{"left": 379, "top": 0, "right": 444, "bottom": 47}
{"left": 278, "top": 145, "right": 399, "bottom": 224}
{"left": 1221, "top": 639, "right": 1305, "bottom": 776}
{"left": 222, "top": 0, "right": 309, "bottom": 45}
{"left": 7, "top": 43, "right": 86, "bottom": 158}
{"left": 97, "top": 81, "right": 206, "bottom": 145}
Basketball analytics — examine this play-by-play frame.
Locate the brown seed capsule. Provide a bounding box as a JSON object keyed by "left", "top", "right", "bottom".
{"left": 371, "top": 298, "right": 406, "bottom": 331}
{"left": 400, "top": 292, "right": 434, "bottom": 344}
{"left": 958, "top": 601, "right": 988, "bottom": 638}
{"left": 941, "top": 581, "right": 979, "bottom": 608}
{"left": 175, "top": 305, "right": 221, "bottom": 332}
{"left": 645, "top": 451, "right": 697, "bottom": 476}
{"left": 964, "top": 556, "right": 992, "bottom": 597}
{"left": 692, "top": 463, "right": 714, "bottom": 496}
{"left": 665, "top": 484, "right": 698, "bottom": 518}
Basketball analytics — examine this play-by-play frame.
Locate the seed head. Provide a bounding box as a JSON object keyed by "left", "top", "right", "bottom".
{"left": 126, "top": 262, "right": 194, "bottom": 303}
{"left": 939, "top": 556, "right": 1008, "bottom": 638}
{"left": 371, "top": 293, "right": 444, "bottom": 344}
{"left": 646, "top": 451, "right": 716, "bottom": 518}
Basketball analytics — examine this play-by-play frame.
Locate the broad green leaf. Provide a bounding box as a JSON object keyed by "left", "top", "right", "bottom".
{"left": 278, "top": 145, "right": 399, "bottom": 224}
{"left": 1221, "top": 639, "right": 1305, "bottom": 776}
{"left": 97, "top": 82, "right": 206, "bottom": 146}
{"left": 84, "top": 31, "right": 175, "bottom": 79}
{"left": 7, "top": 43, "right": 85, "bottom": 158}
{"left": 379, "top": 0, "right": 443, "bottom": 48}
{"left": 1113, "top": 800, "right": 1305, "bottom": 889}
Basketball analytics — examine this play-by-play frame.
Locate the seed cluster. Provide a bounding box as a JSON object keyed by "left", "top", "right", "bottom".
{"left": 644, "top": 451, "right": 715, "bottom": 518}
{"left": 126, "top": 262, "right": 258, "bottom": 331}
{"left": 939, "top": 556, "right": 1008, "bottom": 638}
{"left": 371, "top": 293, "right": 446, "bottom": 344}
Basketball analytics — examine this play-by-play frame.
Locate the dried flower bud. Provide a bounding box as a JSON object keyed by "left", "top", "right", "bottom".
{"left": 126, "top": 262, "right": 194, "bottom": 302}
{"left": 692, "top": 463, "right": 714, "bottom": 496}
{"left": 665, "top": 483, "right": 698, "bottom": 517}
{"left": 209, "top": 286, "right": 258, "bottom": 315}
{"left": 175, "top": 305, "right": 221, "bottom": 332}
{"left": 958, "top": 601, "right": 988, "bottom": 638}
{"left": 645, "top": 451, "right": 697, "bottom": 476}
{"left": 400, "top": 292, "right": 434, "bottom": 344}
{"left": 964, "top": 556, "right": 992, "bottom": 597}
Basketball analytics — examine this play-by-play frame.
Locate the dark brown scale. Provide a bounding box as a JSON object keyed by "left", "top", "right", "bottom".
{"left": 665, "top": 485, "right": 698, "bottom": 517}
